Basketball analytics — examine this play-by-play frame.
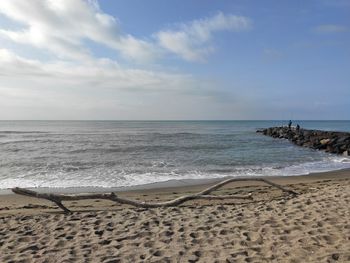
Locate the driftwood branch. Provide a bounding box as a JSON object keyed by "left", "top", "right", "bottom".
{"left": 12, "top": 177, "right": 298, "bottom": 214}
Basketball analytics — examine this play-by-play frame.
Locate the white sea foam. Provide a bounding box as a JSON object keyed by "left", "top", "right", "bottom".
{"left": 1, "top": 156, "right": 350, "bottom": 189}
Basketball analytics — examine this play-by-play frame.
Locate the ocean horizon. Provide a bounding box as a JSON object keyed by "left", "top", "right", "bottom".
{"left": 1, "top": 120, "right": 350, "bottom": 190}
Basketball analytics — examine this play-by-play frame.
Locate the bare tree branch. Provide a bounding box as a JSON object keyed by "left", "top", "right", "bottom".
{"left": 12, "top": 177, "right": 298, "bottom": 214}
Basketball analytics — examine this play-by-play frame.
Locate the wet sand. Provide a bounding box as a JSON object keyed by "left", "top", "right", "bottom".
{"left": 1, "top": 169, "right": 350, "bottom": 262}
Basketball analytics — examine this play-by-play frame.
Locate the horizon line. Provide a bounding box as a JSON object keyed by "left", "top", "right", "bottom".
{"left": 0, "top": 119, "right": 349, "bottom": 122}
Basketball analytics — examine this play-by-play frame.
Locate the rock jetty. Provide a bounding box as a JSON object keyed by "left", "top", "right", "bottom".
{"left": 258, "top": 126, "right": 350, "bottom": 156}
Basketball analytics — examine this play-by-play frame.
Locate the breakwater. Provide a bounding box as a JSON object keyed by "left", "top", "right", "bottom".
{"left": 258, "top": 126, "right": 350, "bottom": 156}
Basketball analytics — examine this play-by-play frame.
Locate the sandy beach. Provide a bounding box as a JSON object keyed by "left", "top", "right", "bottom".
{"left": 1, "top": 0, "right": 350, "bottom": 261}
{"left": 1, "top": 169, "right": 350, "bottom": 263}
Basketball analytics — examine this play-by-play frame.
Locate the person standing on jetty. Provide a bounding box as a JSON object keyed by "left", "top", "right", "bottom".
{"left": 288, "top": 120, "right": 292, "bottom": 129}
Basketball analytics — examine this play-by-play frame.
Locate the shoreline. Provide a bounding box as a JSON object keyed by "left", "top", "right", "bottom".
{"left": 1, "top": 167, "right": 350, "bottom": 196}
{"left": 1, "top": 168, "right": 350, "bottom": 214}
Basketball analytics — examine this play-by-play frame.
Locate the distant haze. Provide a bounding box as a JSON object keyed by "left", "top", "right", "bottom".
{"left": 0, "top": 0, "right": 349, "bottom": 120}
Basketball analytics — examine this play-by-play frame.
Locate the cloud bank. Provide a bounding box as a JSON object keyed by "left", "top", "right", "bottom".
{"left": 0, "top": 1, "right": 251, "bottom": 63}
{"left": 0, "top": 0, "right": 254, "bottom": 119}
{"left": 0, "top": 48, "right": 206, "bottom": 118}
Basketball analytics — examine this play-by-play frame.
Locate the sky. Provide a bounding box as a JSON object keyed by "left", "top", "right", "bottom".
{"left": 0, "top": 0, "right": 349, "bottom": 120}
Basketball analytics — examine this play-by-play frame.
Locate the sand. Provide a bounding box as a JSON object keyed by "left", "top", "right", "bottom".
{"left": 1, "top": 169, "right": 350, "bottom": 263}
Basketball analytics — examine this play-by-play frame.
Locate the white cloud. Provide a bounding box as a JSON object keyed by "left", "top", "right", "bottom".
{"left": 0, "top": 1, "right": 254, "bottom": 119}
{"left": 155, "top": 12, "right": 252, "bottom": 62}
{"left": 0, "top": 48, "right": 195, "bottom": 91}
{"left": 0, "top": 1, "right": 251, "bottom": 63}
{"left": 0, "top": 0, "right": 157, "bottom": 62}
{"left": 315, "top": 24, "right": 348, "bottom": 33}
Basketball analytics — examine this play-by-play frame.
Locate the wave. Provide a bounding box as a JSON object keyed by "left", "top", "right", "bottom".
{"left": 0, "top": 139, "right": 69, "bottom": 145}
{"left": 66, "top": 144, "right": 234, "bottom": 154}
{"left": 150, "top": 132, "right": 199, "bottom": 136}
{"left": 0, "top": 131, "right": 49, "bottom": 134}
{"left": 1, "top": 156, "right": 349, "bottom": 190}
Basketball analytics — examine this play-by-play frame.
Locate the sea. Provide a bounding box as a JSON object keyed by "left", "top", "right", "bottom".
{"left": 0, "top": 120, "right": 350, "bottom": 190}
